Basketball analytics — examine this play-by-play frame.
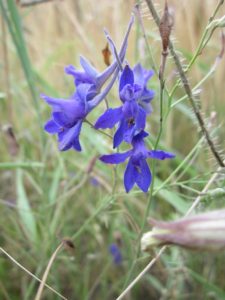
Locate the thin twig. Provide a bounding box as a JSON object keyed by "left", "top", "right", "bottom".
{"left": 145, "top": 0, "right": 225, "bottom": 167}
{"left": 34, "top": 242, "right": 64, "bottom": 300}
{"left": 116, "top": 246, "right": 166, "bottom": 300}
{"left": 0, "top": 247, "right": 67, "bottom": 300}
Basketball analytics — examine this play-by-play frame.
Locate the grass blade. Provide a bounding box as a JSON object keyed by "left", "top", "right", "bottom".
{"left": 16, "top": 169, "right": 37, "bottom": 242}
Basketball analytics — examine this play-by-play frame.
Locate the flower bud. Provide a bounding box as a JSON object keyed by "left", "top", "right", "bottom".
{"left": 141, "top": 209, "right": 225, "bottom": 251}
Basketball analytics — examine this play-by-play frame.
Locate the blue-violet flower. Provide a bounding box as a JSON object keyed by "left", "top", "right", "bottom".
{"left": 109, "top": 243, "right": 122, "bottom": 265}
{"left": 95, "top": 64, "right": 154, "bottom": 148}
{"left": 100, "top": 131, "right": 175, "bottom": 193}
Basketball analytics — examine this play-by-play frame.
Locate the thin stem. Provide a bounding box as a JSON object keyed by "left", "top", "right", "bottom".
{"left": 209, "top": 0, "right": 224, "bottom": 22}
{"left": 154, "top": 77, "right": 165, "bottom": 150}
{"left": 84, "top": 119, "right": 113, "bottom": 139}
{"left": 116, "top": 246, "right": 166, "bottom": 300}
{"left": 34, "top": 242, "right": 64, "bottom": 300}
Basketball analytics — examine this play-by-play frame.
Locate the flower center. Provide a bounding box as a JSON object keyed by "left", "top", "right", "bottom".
{"left": 128, "top": 117, "right": 135, "bottom": 127}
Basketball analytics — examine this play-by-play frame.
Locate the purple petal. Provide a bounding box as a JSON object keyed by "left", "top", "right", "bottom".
{"left": 122, "top": 100, "right": 138, "bottom": 119}
{"left": 135, "top": 159, "right": 151, "bottom": 192}
{"left": 44, "top": 119, "right": 61, "bottom": 134}
{"left": 140, "top": 101, "right": 153, "bottom": 115}
{"left": 65, "top": 65, "right": 94, "bottom": 86}
{"left": 133, "top": 83, "right": 143, "bottom": 99}
{"left": 133, "top": 64, "right": 154, "bottom": 87}
{"left": 124, "top": 158, "right": 136, "bottom": 193}
{"left": 58, "top": 121, "right": 82, "bottom": 151}
{"left": 113, "top": 120, "right": 128, "bottom": 148}
{"left": 95, "top": 107, "right": 123, "bottom": 129}
{"left": 73, "top": 138, "right": 82, "bottom": 152}
{"left": 41, "top": 94, "right": 71, "bottom": 109}
{"left": 119, "top": 65, "right": 134, "bottom": 93}
{"left": 64, "top": 65, "right": 77, "bottom": 77}
{"left": 41, "top": 94, "right": 85, "bottom": 122}
{"left": 79, "top": 55, "right": 98, "bottom": 79}
{"left": 76, "top": 84, "right": 92, "bottom": 104}
{"left": 100, "top": 151, "right": 131, "bottom": 164}
{"left": 140, "top": 88, "right": 155, "bottom": 102}
{"left": 136, "top": 107, "right": 146, "bottom": 131}
{"left": 119, "top": 84, "right": 134, "bottom": 102}
{"left": 148, "top": 150, "right": 175, "bottom": 160}
{"left": 123, "top": 125, "right": 136, "bottom": 144}
{"left": 131, "top": 130, "right": 149, "bottom": 147}
{"left": 52, "top": 112, "right": 72, "bottom": 127}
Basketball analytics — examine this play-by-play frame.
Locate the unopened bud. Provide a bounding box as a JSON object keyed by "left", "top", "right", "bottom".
{"left": 141, "top": 209, "right": 225, "bottom": 251}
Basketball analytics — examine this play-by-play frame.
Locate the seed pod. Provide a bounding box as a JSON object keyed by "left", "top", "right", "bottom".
{"left": 159, "top": 1, "right": 173, "bottom": 53}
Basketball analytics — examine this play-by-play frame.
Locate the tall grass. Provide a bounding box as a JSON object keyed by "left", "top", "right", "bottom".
{"left": 0, "top": 0, "right": 225, "bottom": 299}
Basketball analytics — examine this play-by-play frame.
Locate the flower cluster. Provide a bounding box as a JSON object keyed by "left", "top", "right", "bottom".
{"left": 41, "top": 16, "right": 134, "bottom": 151}
{"left": 41, "top": 15, "right": 175, "bottom": 193}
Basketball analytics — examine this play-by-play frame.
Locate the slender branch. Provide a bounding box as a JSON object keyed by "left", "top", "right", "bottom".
{"left": 145, "top": 0, "right": 225, "bottom": 167}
